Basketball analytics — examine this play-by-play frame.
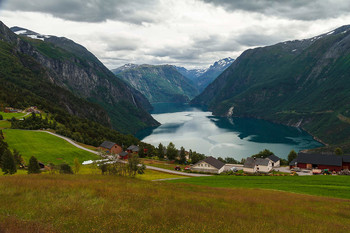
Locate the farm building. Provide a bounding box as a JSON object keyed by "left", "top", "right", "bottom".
{"left": 98, "top": 141, "right": 123, "bottom": 154}
{"left": 119, "top": 151, "right": 129, "bottom": 160}
{"left": 191, "top": 156, "right": 225, "bottom": 174}
{"left": 127, "top": 145, "right": 139, "bottom": 154}
{"left": 243, "top": 157, "right": 273, "bottom": 173}
{"left": 290, "top": 153, "right": 350, "bottom": 172}
{"left": 267, "top": 154, "right": 280, "bottom": 167}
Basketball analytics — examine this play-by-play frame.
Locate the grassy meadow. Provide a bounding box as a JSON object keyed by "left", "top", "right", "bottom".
{"left": 0, "top": 111, "right": 27, "bottom": 120}
{"left": 3, "top": 129, "right": 99, "bottom": 165}
{"left": 169, "top": 175, "right": 350, "bottom": 199}
{"left": 0, "top": 174, "right": 350, "bottom": 233}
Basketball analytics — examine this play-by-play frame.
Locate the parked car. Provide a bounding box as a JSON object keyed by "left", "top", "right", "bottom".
{"left": 312, "top": 169, "right": 322, "bottom": 175}
{"left": 184, "top": 166, "right": 191, "bottom": 170}
{"left": 291, "top": 167, "right": 301, "bottom": 172}
{"left": 174, "top": 166, "right": 181, "bottom": 171}
{"left": 230, "top": 167, "right": 238, "bottom": 172}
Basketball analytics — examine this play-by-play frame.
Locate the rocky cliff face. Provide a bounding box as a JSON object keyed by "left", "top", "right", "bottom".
{"left": 0, "top": 22, "right": 158, "bottom": 133}
{"left": 192, "top": 25, "right": 350, "bottom": 146}
{"left": 113, "top": 64, "right": 199, "bottom": 103}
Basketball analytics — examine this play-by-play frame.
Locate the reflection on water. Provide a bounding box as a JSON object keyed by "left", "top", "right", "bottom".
{"left": 136, "top": 103, "right": 322, "bottom": 161}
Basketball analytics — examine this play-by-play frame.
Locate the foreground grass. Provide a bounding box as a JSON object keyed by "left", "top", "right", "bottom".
{"left": 0, "top": 174, "right": 349, "bottom": 233}
{"left": 169, "top": 175, "right": 350, "bottom": 199}
{"left": 3, "top": 129, "right": 99, "bottom": 165}
{"left": 0, "top": 111, "right": 27, "bottom": 119}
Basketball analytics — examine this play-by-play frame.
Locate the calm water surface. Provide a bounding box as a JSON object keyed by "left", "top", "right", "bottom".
{"left": 136, "top": 103, "right": 323, "bottom": 161}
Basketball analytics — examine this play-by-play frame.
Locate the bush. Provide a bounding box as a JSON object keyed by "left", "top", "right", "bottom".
{"left": 0, "top": 115, "right": 3, "bottom": 120}
{"left": 59, "top": 163, "right": 73, "bottom": 174}
{"left": 28, "top": 156, "right": 41, "bottom": 174}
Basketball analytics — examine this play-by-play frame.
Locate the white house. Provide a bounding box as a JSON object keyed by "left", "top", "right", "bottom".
{"left": 191, "top": 156, "right": 226, "bottom": 174}
{"left": 243, "top": 157, "right": 273, "bottom": 173}
{"left": 267, "top": 154, "right": 281, "bottom": 168}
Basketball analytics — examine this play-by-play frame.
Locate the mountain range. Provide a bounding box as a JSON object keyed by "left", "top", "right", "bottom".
{"left": 175, "top": 57, "right": 234, "bottom": 92}
{"left": 192, "top": 25, "right": 350, "bottom": 150}
{"left": 112, "top": 64, "right": 199, "bottom": 103}
{"left": 0, "top": 22, "right": 158, "bottom": 134}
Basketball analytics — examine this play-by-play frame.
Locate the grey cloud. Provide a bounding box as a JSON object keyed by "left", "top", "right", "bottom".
{"left": 3, "top": 0, "right": 160, "bottom": 24}
{"left": 102, "top": 36, "right": 140, "bottom": 51}
{"left": 200, "top": 0, "right": 350, "bottom": 20}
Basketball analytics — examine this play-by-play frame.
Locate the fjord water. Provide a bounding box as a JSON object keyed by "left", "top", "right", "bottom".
{"left": 136, "top": 103, "right": 323, "bottom": 161}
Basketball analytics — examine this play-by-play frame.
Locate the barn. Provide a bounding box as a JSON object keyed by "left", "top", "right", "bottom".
{"left": 293, "top": 153, "right": 345, "bottom": 172}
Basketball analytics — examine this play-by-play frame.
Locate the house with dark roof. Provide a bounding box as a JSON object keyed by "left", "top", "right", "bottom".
{"left": 191, "top": 156, "right": 226, "bottom": 174}
{"left": 291, "top": 153, "right": 350, "bottom": 172}
{"left": 127, "top": 145, "right": 139, "bottom": 154}
{"left": 243, "top": 157, "right": 273, "bottom": 173}
{"left": 98, "top": 141, "right": 123, "bottom": 155}
{"left": 267, "top": 155, "right": 280, "bottom": 167}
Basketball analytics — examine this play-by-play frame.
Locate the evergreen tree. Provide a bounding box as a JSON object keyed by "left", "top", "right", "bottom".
{"left": 157, "top": 143, "right": 164, "bottom": 159}
{"left": 287, "top": 150, "right": 298, "bottom": 163}
{"left": 0, "top": 115, "right": 3, "bottom": 120}
{"left": 138, "top": 144, "right": 145, "bottom": 158}
{"left": 28, "top": 156, "right": 41, "bottom": 174}
{"left": 335, "top": 147, "right": 344, "bottom": 155}
{"left": 166, "top": 142, "right": 177, "bottom": 161}
{"left": 179, "top": 147, "right": 186, "bottom": 164}
{"left": 13, "top": 149, "right": 24, "bottom": 166}
{"left": 1, "top": 149, "right": 16, "bottom": 175}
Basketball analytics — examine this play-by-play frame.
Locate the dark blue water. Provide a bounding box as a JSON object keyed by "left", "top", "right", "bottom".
{"left": 136, "top": 103, "right": 323, "bottom": 161}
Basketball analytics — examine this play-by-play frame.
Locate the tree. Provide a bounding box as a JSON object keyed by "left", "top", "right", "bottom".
{"left": 128, "top": 154, "right": 145, "bottom": 176}
{"left": 191, "top": 151, "right": 205, "bottom": 164}
{"left": 179, "top": 147, "right": 186, "bottom": 164}
{"left": 157, "top": 143, "right": 165, "bottom": 159}
{"left": 28, "top": 156, "right": 41, "bottom": 174}
{"left": 287, "top": 150, "right": 298, "bottom": 163}
{"left": 138, "top": 144, "right": 145, "bottom": 158}
{"left": 166, "top": 142, "right": 177, "bottom": 161}
{"left": 73, "top": 158, "right": 81, "bottom": 174}
{"left": 0, "top": 115, "right": 3, "bottom": 120}
{"left": 13, "top": 149, "right": 24, "bottom": 166}
{"left": 1, "top": 150, "right": 16, "bottom": 175}
{"left": 224, "top": 157, "right": 238, "bottom": 164}
{"left": 252, "top": 149, "right": 274, "bottom": 158}
{"left": 59, "top": 163, "right": 73, "bottom": 174}
{"left": 335, "top": 147, "right": 344, "bottom": 155}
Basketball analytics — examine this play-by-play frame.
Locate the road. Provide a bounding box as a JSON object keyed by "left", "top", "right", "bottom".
{"left": 41, "top": 130, "right": 210, "bottom": 177}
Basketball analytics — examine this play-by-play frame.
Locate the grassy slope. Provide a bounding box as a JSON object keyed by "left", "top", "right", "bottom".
{"left": 169, "top": 175, "right": 350, "bottom": 199}
{"left": 3, "top": 129, "right": 99, "bottom": 165}
{"left": 0, "top": 174, "right": 350, "bottom": 233}
{"left": 0, "top": 111, "right": 27, "bottom": 119}
{"left": 0, "top": 120, "right": 11, "bottom": 129}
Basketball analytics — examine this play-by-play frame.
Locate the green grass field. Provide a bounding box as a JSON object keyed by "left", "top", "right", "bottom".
{"left": 0, "top": 120, "right": 11, "bottom": 129}
{"left": 0, "top": 174, "right": 350, "bottom": 233}
{"left": 3, "top": 129, "right": 99, "bottom": 165}
{"left": 169, "top": 175, "right": 350, "bottom": 199}
{"left": 0, "top": 111, "right": 27, "bottom": 120}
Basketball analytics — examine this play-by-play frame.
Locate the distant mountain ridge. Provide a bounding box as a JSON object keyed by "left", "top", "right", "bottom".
{"left": 112, "top": 64, "right": 199, "bottom": 103}
{"left": 192, "top": 25, "right": 350, "bottom": 150}
{"left": 4, "top": 24, "right": 159, "bottom": 134}
{"left": 176, "top": 57, "right": 234, "bottom": 92}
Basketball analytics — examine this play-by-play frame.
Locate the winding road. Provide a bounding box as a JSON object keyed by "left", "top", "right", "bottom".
{"left": 41, "top": 131, "right": 210, "bottom": 177}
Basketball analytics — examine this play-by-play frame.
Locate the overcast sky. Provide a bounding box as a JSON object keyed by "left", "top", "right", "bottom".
{"left": 1, "top": 0, "right": 350, "bottom": 69}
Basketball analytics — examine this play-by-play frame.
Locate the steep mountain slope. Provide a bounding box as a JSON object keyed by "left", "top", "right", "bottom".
{"left": 176, "top": 57, "right": 234, "bottom": 92}
{"left": 192, "top": 25, "right": 350, "bottom": 149}
{"left": 7, "top": 24, "right": 158, "bottom": 133}
{"left": 112, "top": 64, "right": 199, "bottom": 103}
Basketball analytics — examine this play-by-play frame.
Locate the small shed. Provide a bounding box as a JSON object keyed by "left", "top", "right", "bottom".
{"left": 127, "top": 145, "right": 139, "bottom": 154}
{"left": 119, "top": 151, "right": 129, "bottom": 160}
